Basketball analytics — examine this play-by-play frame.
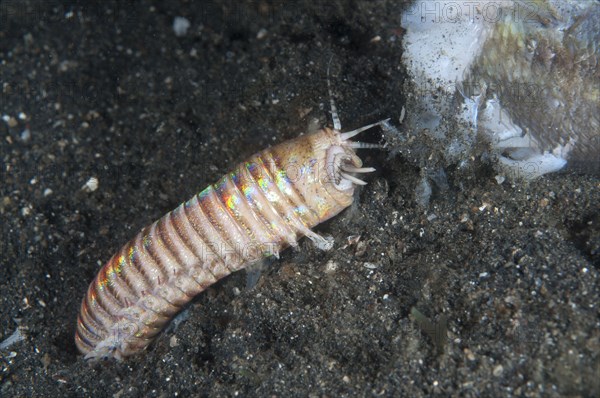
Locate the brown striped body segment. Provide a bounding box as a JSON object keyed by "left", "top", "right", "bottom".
{"left": 75, "top": 125, "right": 381, "bottom": 360}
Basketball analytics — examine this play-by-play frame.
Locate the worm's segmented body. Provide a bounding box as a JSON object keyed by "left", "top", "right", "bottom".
{"left": 75, "top": 123, "right": 384, "bottom": 360}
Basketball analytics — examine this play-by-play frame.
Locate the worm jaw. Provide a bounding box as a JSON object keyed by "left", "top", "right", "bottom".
{"left": 324, "top": 119, "right": 388, "bottom": 192}
{"left": 326, "top": 144, "right": 363, "bottom": 192}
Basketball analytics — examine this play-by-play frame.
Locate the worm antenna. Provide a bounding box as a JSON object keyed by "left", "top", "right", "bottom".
{"left": 340, "top": 118, "right": 390, "bottom": 140}
{"left": 327, "top": 55, "right": 342, "bottom": 131}
{"left": 348, "top": 142, "right": 383, "bottom": 149}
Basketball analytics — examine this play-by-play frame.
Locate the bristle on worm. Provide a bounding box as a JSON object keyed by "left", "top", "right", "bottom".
{"left": 75, "top": 115, "right": 387, "bottom": 360}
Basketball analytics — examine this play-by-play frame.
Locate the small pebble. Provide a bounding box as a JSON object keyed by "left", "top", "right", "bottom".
{"left": 493, "top": 364, "right": 504, "bottom": 377}
{"left": 324, "top": 260, "right": 338, "bottom": 274}
{"left": 256, "top": 28, "right": 268, "bottom": 40}
{"left": 355, "top": 241, "right": 366, "bottom": 256}
{"left": 82, "top": 177, "right": 99, "bottom": 192}
{"left": 464, "top": 348, "right": 475, "bottom": 361}
{"left": 21, "top": 129, "right": 31, "bottom": 142}
{"left": 173, "top": 17, "right": 191, "bottom": 37}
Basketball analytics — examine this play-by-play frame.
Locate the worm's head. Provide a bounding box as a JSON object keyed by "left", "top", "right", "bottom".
{"left": 325, "top": 138, "right": 365, "bottom": 192}
{"left": 305, "top": 123, "right": 384, "bottom": 221}
{"left": 263, "top": 121, "right": 386, "bottom": 225}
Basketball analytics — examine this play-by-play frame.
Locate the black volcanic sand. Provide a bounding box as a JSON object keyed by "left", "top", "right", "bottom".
{"left": 1, "top": 1, "right": 598, "bottom": 397}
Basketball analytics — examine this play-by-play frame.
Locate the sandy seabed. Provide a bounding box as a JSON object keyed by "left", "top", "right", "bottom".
{"left": 1, "top": 1, "right": 598, "bottom": 397}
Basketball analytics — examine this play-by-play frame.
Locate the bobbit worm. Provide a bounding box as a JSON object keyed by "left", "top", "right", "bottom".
{"left": 75, "top": 118, "right": 387, "bottom": 360}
